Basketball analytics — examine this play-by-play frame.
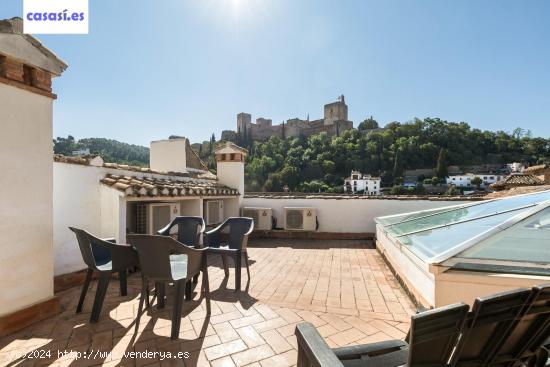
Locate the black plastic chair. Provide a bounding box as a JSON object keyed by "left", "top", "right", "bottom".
{"left": 453, "top": 284, "right": 550, "bottom": 367}
{"left": 157, "top": 216, "right": 206, "bottom": 306}
{"left": 452, "top": 287, "right": 533, "bottom": 367}
{"left": 295, "top": 285, "right": 550, "bottom": 367}
{"left": 157, "top": 216, "right": 205, "bottom": 247}
{"left": 69, "top": 227, "right": 138, "bottom": 323}
{"left": 127, "top": 234, "right": 210, "bottom": 340}
{"left": 205, "top": 217, "right": 254, "bottom": 291}
{"left": 296, "top": 302, "right": 469, "bottom": 367}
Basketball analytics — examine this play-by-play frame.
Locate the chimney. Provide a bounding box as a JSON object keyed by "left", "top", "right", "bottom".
{"left": 215, "top": 142, "right": 247, "bottom": 205}
{"left": 149, "top": 137, "right": 188, "bottom": 173}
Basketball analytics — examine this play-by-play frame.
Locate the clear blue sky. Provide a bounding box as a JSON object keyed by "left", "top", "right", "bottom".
{"left": 2, "top": 0, "right": 549, "bottom": 146}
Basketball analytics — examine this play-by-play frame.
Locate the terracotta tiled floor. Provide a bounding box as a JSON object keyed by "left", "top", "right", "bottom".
{"left": 0, "top": 239, "right": 416, "bottom": 367}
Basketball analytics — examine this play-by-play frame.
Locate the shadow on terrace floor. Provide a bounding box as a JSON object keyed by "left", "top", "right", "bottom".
{"left": 0, "top": 240, "right": 414, "bottom": 367}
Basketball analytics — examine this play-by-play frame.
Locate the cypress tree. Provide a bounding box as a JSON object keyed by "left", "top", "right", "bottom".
{"left": 393, "top": 149, "right": 404, "bottom": 181}
{"left": 436, "top": 148, "right": 448, "bottom": 178}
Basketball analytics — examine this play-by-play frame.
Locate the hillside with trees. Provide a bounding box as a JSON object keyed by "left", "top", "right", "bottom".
{"left": 53, "top": 136, "right": 149, "bottom": 166}
{"left": 54, "top": 117, "right": 549, "bottom": 193}
{"left": 238, "top": 118, "right": 549, "bottom": 192}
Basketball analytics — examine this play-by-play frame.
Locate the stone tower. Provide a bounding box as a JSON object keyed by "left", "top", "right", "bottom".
{"left": 236, "top": 112, "right": 251, "bottom": 135}
{"left": 323, "top": 95, "right": 348, "bottom": 125}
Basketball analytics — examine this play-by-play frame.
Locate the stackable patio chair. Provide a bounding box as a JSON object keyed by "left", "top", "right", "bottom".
{"left": 204, "top": 217, "right": 254, "bottom": 291}
{"left": 452, "top": 284, "right": 550, "bottom": 367}
{"left": 451, "top": 287, "right": 533, "bottom": 366}
{"left": 127, "top": 234, "right": 210, "bottom": 340}
{"left": 157, "top": 216, "right": 205, "bottom": 247}
{"left": 295, "top": 284, "right": 550, "bottom": 367}
{"left": 69, "top": 227, "right": 138, "bottom": 323}
{"left": 157, "top": 216, "right": 206, "bottom": 305}
{"left": 296, "top": 302, "right": 469, "bottom": 367}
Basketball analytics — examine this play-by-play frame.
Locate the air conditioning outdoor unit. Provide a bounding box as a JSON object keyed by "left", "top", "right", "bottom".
{"left": 136, "top": 202, "right": 179, "bottom": 234}
{"left": 242, "top": 207, "right": 272, "bottom": 230}
{"left": 205, "top": 200, "right": 224, "bottom": 226}
{"left": 283, "top": 207, "right": 317, "bottom": 231}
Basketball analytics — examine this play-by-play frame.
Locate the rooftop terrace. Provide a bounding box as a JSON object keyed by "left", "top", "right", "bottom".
{"left": 0, "top": 239, "right": 414, "bottom": 367}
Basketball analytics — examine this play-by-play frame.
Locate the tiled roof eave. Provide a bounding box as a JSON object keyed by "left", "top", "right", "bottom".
{"left": 100, "top": 174, "right": 239, "bottom": 198}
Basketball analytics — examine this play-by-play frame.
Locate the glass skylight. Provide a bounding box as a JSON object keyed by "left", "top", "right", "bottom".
{"left": 458, "top": 206, "right": 550, "bottom": 264}
{"left": 375, "top": 190, "right": 550, "bottom": 264}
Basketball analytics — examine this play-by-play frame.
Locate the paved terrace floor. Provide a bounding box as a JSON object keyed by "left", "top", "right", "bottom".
{"left": 0, "top": 239, "right": 416, "bottom": 367}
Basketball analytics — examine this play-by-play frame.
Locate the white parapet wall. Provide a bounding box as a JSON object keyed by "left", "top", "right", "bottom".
{"left": 242, "top": 195, "right": 472, "bottom": 233}
{"left": 53, "top": 162, "right": 103, "bottom": 275}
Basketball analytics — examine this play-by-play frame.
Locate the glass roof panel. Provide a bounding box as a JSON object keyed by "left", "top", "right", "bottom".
{"left": 374, "top": 205, "right": 466, "bottom": 226}
{"left": 382, "top": 191, "right": 550, "bottom": 237}
{"left": 457, "top": 206, "right": 550, "bottom": 264}
{"left": 399, "top": 210, "right": 523, "bottom": 262}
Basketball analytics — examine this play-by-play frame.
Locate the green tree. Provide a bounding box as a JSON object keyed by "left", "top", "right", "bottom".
{"left": 445, "top": 186, "right": 461, "bottom": 196}
{"left": 358, "top": 116, "right": 379, "bottom": 131}
{"left": 436, "top": 148, "right": 448, "bottom": 178}
{"left": 471, "top": 176, "right": 483, "bottom": 189}
{"left": 53, "top": 136, "right": 149, "bottom": 166}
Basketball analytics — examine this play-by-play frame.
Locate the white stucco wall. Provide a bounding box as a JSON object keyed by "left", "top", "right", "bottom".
{"left": 150, "top": 138, "right": 188, "bottom": 173}
{"left": 100, "top": 185, "right": 126, "bottom": 243}
{"left": 0, "top": 83, "right": 55, "bottom": 316}
{"left": 376, "top": 228, "right": 435, "bottom": 307}
{"left": 242, "top": 197, "right": 470, "bottom": 233}
{"left": 53, "top": 162, "right": 103, "bottom": 275}
{"left": 53, "top": 163, "right": 125, "bottom": 276}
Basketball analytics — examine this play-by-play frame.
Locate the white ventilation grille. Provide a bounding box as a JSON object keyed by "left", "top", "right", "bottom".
{"left": 286, "top": 209, "right": 304, "bottom": 230}
{"left": 283, "top": 207, "right": 317, "bottom": 231}
{"left": 206, "top": 201, "right": 223, "bottom": 225}
{"left": 243, "top": 209, "right": 260, "bottom": 226}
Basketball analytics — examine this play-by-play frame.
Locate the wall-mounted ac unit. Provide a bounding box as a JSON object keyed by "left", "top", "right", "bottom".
{"left": 136, "top": 202, "right": 179, "bottom": 234}
{"left": 242, "top": 207, "right": 272, "bottom": 230}
{"left": 205, "top": 200, "right": 224, "bottom": 226}
{"left": 283, "top": 207, "right": 317, "bottom": 231}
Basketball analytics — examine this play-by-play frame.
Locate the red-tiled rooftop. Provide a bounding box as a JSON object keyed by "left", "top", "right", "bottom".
{"left": 0, "top": 239, "right": 415, "bottom": 367}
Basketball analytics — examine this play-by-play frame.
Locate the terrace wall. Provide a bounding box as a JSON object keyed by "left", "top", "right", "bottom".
{"left": 242, "top": 195, "right": 473, "bottom": 233}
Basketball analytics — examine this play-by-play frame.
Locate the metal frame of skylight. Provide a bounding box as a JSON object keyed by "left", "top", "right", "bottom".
{"left": 393, "top": 202, "right": 540, "bottom": 238}
{"left": 375, "top": 189, "right": 550, "bottom": 228}
{"left": 380, "top": 200, "right": 492, "bottom": 227}
{"left": 373, "top": 201, "right": 481, "bottom": 226}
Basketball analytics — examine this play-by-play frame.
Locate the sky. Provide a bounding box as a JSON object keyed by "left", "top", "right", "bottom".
{"left": 1, "top": 0, "right": 549, "bottom": 146}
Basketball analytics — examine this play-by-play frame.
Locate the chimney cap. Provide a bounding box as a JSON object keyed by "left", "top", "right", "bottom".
{"left": 0, "top": 17, "right": 68, "bottom": 75}
{"left": 215, "top": 141, "right": 248, "bottom": 155}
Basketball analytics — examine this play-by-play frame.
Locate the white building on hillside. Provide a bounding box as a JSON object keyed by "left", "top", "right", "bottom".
{"left": 344, "top": 170, "right": 381, "bottom": 195}
{"left": 507, "top": 162, "right": 525, "bottom": 173}
{"left": 446, "top": 173, "right": 505, "bottom": 188}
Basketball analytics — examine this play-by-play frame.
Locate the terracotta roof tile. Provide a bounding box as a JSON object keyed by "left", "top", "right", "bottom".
{"left": 524, "top": 164, "right": 550, "bottom": 175}
{"left": 490, "top": 173, "right": 543, "bottom": 191}
{"left": 101, "top": 174, "right": 239, "bottom": 197}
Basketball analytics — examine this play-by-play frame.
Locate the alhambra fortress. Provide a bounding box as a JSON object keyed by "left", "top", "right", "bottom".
{"left": 221, "top": 95, "right": 354, "bottom": 141}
